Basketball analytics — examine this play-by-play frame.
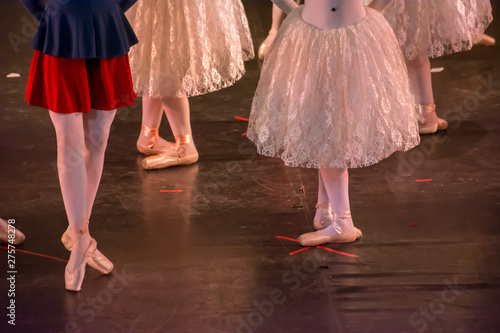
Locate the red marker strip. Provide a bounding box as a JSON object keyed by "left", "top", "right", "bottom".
{"left": 415, "top": 179, "right": 432, "bottom": 182}
{"left": 276, "top": 236, "right": 299, "bottom": 243}
{"left": 242, "top": 132, "right": 247, "bottom": 136}
{"left": 276, "top": 236, "right": 359, "bottom": 258}
{"left": 317, "top": 246, "right": 359, "bottom": 258}
{"left": 289, "top": 247, "right": 311, "bottom": 255}
{"left": 410, "top": 223, "right": 418, "bottom": 227}
{"left": 0, "top": 245, "right": 68, "bottom": 263}
{"left": 161, "top": 190, "right": 183, "bottom": 193}
{"left": 235, "top": 116, "right": 249, "bottom": 121}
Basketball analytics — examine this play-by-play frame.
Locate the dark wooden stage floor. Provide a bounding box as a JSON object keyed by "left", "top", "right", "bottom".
{"left": 0, "top": 1, "right": 499, "bottom": 332}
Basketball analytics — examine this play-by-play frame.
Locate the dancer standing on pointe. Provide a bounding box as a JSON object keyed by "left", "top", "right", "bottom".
{"left": 381, "top": 0, "right": 493, "bottom": 134}
{"left": 248, "top": 0, "right": 420, "bottom": 246}
{"left": 20, "top": 0, "right": 138, "bottom": 291}
{"left": 127, "top": 0, "right": 254, "bottom": 170}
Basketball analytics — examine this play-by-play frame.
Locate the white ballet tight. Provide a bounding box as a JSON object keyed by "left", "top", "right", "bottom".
{"left": 49, "top": 109, "right": 116, "bottom": 271}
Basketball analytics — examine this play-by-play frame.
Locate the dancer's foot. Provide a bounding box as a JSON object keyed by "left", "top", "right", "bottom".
{"left": 137, "top": 124, "right": 174, "bottom": 156}
{"left": 142, "top": 134, "right": 199, "bottom": 170}
{"left": 419, "top": 104, "right": 447, "bottom": 134}
{"left": 258, "top": 28, "right": 278, "bottom": 60}
{"left": 65, "top": 226, "right": 94, "bottom": 292}
{"left": 0, "top": 218, "right": 25, "bottom": 245}
{"left": 298, "top": 211, "right": 362, "bottom": 246}
{"left": 313, "top": 203, "right": 333, "bottom": 230}
{"left": 478, "top": 34, "right": 496, "bottom": 47}
{"left": 62, "top": 225, "right": 113, "bottom": 275}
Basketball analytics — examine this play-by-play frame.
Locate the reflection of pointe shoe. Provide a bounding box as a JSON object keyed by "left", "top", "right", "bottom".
{"left": 137, "top": 125, "right": 174, "bottom": 156}
{"left": 142, "top": 134, "right": 199, "bottom": 170}
{"left": 313, "top": 203, "right": 333, "bottom": 231}
{"left": 298, "top": 212, "right": 362, "bottom": 246}
{"left": 62, "top": 226, "right": 113, "bottom": 275}
{"left": 0, "top": 218, "right": 25, "bottom": 245}
{"left": 478, "top": 34, "right": 495, "bottom": 47}
{"left": 258, "top": 28, "right": 278, "bottom": 60}
{"left": 65, "top": 237, "right": 97, "bottom": 292}
{"left": 419, "top": 104, "right": 440, "bottom": 135}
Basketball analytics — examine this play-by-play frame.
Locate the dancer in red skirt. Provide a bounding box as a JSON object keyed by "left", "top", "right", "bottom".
{"left": 20, "top": 0, "right": 138, "bottom": 291}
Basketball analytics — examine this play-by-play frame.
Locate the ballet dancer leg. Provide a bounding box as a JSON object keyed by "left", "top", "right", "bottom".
{"left": 478, "top": 33, "right": 495, "bottom": 46}
{"left": 406, "top": 54, "right": 448, "bottom": 134}
{"left": 61, "top": 109, "right": 116, "bottom": 275}
{"left": 298, "top": 167, "right": 362, "bottom": 246}
{"left": 142, "top": 96, "right": 198, "bottom": 170}
{"left": 49, "top": 111, "right": 93, "bottom": 291}
{"left": 137, "top": 95, "right": 174, "bottom": 155}
{"left": 314, "top": 170, "right": 333, "bottom": 230}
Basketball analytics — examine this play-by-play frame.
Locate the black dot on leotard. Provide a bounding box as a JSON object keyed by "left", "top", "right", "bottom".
{"left": 331, "top": 7, "right": 337, "bottom": 12}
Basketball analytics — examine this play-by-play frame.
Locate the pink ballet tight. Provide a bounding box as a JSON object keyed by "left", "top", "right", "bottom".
{"left": 49, "top": 109, "right": 116, "bottom": 271}
{"left": 317, "top": 167, "right": 355, "bottom": 235}
{"left": 141, "top": 95, "right": 192, "bottom": 138}
{"left": 406, "top": 54, "right": 434, "bottom": 105}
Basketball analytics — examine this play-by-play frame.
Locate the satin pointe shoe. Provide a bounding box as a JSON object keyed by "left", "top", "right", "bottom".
{"left": 418, "top": 104, "right": 448, "bottom": 134}
{"left": 258, "top": 28, "right": 278, "bottom": 60}
{"left": 61, "top": 226, "right": 113, "bottom": 275}
{"left": 313, "top": 203, "right": 333, "bottom": 231}
{"left": 65, "top": 237, "right": 97, "bottom": 292}
{"left": 142, "top": 134, "right": 199, "bottom": 170}
{"left": 137, "top": 124, "right": 174, "bottom": 156}
{"left": 478, "top": 34, "right": 495, "bottom": 47}
{"left": 298, "top": 211, "right": 362, "bottom": 247}
{"left": 0, "top": 218, "right": 25, "bottom": 245}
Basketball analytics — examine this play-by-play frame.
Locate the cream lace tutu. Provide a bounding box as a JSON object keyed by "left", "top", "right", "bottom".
{"left": 247, "top": 6, "right": 420, "bottom": 169}
{"left": 383, "top": 0, "right": 493, "bottom": 60}
{"left": 126, "top": 0, "right": 254, "bottom": 98}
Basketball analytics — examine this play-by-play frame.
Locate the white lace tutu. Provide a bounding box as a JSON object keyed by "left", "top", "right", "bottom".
{"left": 126, "top": 0, "right": 254, "bottom": 98}
{"left": 247, "top": 6, "right": 420, "bottom": 169}
{"left": 383, "top": 0, "right": 493, "bottom": 60}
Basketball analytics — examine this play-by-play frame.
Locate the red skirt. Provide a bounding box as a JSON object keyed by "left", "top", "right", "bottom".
{"left": 26, "top": 50, "right": 137, "bottom": 113}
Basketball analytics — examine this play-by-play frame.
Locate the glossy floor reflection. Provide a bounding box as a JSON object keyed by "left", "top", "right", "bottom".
{"left": 1, "top": 1, "right": 499, "bottom": 333}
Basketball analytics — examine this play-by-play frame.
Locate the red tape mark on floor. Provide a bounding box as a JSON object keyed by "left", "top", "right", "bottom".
{"left": 235, "top": 116, "right": 249, "bottom": 121}
{"left": 161, "top": 190, "right": 183, "bottom": 193}
{"left": 241, "top": 132, "right": 247, "bottom": 136}
{"left": 410, "top": 223, "right": 418, "bottom": 227}
{"left": 0, "top": 245, "right": 68, "bottom": 263}
{"left": 317, "top": 246, "right": 359, "bottom": 258}
{"left": 415, "top": 179, "right": 432, "bottom": 182}
{"left": 276, "top": 236, "right": 359, "bottom": 258}
{"left": 289, "top": 247, "right": 311, "bottom": 256}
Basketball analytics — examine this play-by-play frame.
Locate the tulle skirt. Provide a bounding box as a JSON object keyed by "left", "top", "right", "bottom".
{"left": 126, "top": 0, "right": 254, "bottom": 98}
{"left": 247, "top": 6, "right": 420, "bottom": 169}
{"left": 383, "top": 0, "right": 493, "bottom": 60}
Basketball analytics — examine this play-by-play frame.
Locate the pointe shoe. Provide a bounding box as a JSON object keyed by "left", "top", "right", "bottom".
{"left": 62, "top": 226, "right": 113, "bottom": 275}
{"left": 298, "top": 211, "right": 362, "bottom": 246}
{"left": 65, "top": 237, "right": 97, "bottom": 292}
{"left": 142, "top": 134, "right": 199, "bottom": 170}
{"left": 258, "top": 28, "right": 278, "bottom": 60}
{"left": 313, "top": 203, "right": 333, "bottom": 231}
{"left": 418, "top": 104, "right": 444, "bottom": 134}
{"left": 137, "top": 125, "right": 174, "bottom": 156}
{"left": 0, "top": 218, "right": 25, "bottom": 245}
{"left": 478, "top": 34, "right": 495, "bottom": 47}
